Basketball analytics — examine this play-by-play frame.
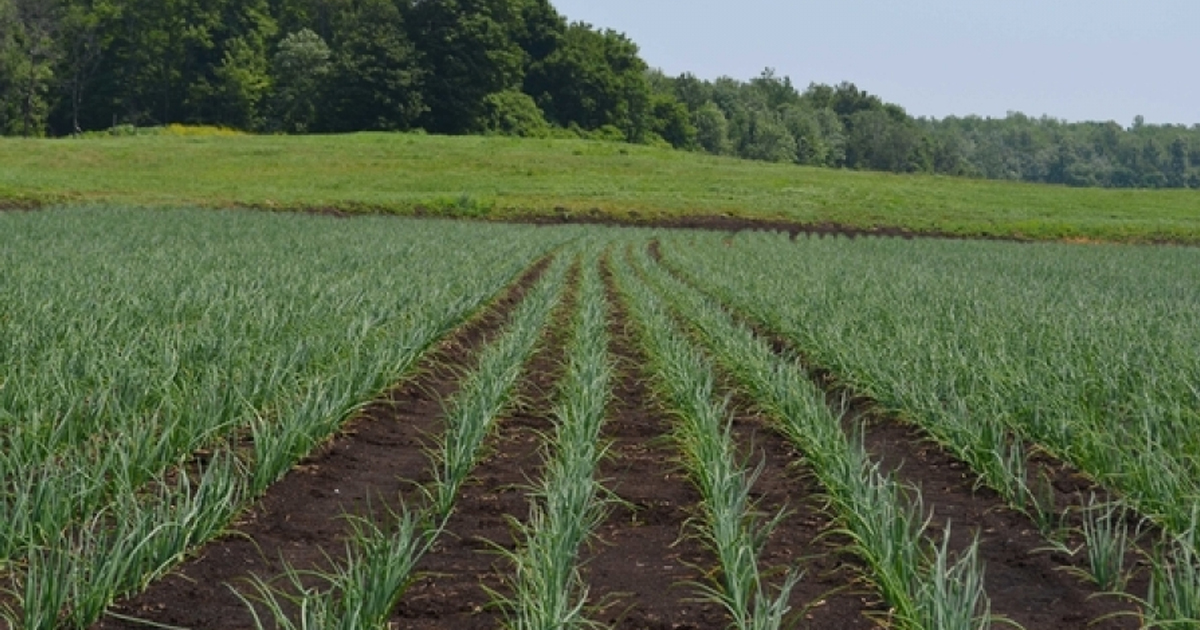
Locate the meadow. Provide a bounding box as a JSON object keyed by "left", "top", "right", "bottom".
{"left": 2, "top": 206, "right": 1197, "bottom": 629}
{"left": 2, "top": 132, "right": 1199, "bottom": 242}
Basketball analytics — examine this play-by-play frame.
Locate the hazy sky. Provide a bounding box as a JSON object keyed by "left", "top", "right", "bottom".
{"left": 550, "top": 0, "right": 1199, "bottom": 126}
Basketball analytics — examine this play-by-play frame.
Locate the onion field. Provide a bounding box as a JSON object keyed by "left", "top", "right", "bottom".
{"left": 1, "top": 207, "right": 1197, "bottom": 630}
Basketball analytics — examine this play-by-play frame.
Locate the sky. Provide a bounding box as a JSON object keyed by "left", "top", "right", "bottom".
{"left": 550, "top": 0, "right": 1199, "bottom": 126}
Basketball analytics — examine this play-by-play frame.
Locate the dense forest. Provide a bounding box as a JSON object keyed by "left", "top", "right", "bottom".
{"left": 2, "top": 0, "right": 1198, "bottom": 189}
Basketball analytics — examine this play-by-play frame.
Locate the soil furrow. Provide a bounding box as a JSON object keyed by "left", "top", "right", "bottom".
{"left": 857, "top": 416, "right": 1145, "bottom": 630}
{"left": 649, "top": 240, "right": 1148, "bottom": 629}
{"left": 582, "top": 260, "right": 726, "bottom": 629}
{"left": 627, "top": 246, "right": 879, "bottom": 628}
{"left": 390, "top": 261, "right": 578, "bottom": 628}
{"left": 724, "top": 398, "right": 881, "bottom": 629}
{"left": 93, "top": 256, "right": 552, "bottom": 630}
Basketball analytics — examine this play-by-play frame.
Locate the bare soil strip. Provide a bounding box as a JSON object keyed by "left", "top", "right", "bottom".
{"left": 390, "top": 263, "right": 579, "bottom": 628}
{"left": 724, "top": 398, "right": 881, "bottom": 630}
{"left": 649, "top": 241, "right": 1147, "bottom": 629}
{"left": 622, "top": 248, "right": 878, "bottom": 629}
{"left": 3, "top": 201, "right": 985, "bottom": 242}
{"left": 600, "top": 259, "right": 878, "bottom": 630}
{"left": 514, "top": 212, "right": 1013, "bottom": 242}
{"left": 93, "top": 257, "right": 552, "bottom": 630}
{"left": 580, "top": 263, "right": 727, "bottom": 629}
{"left": 856, "top": 412, "right": 1146, "bottom": 629}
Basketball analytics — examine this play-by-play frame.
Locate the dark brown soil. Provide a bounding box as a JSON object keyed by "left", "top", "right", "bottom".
{"left": 14, "top": 199, "right": 1197, "bottom": 247}
{"left": 583, "top": 264, "right": 727, "bottom": 629}
{"left": 784, "top": 329, "right": 1152, "bottom": 629}
{"left": 806, "top": 367, "right": 1150, "bottom": 628}
{"left": 326, "top": 203, "right": 952, "bottom": 243}
{"left": 81, "top": 236, "right": 1153, "bottom": 630}
{"left": 725, "top": 404, "right": 882, "bottom": 630}
{"left": 601, "top": 257, "right": 878, "bottom": 629}
{"left": 857, "top": 415, "right": 1147, "bottom": 629}
{"left": 0, "top": 198, "right": 52, "bottom": 212}
{"left": 390, "top": 262, "right": 579, "bottom": 628}
{"left": 93, "top": 257, "right": 551, "bottom": 630}
{"left": 648, "top": 242, "right": 1150, "bottom": 629}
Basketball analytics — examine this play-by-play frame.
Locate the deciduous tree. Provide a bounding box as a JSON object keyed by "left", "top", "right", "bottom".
{"left": 268, "top": 28, "right": 329, "bottom": 133}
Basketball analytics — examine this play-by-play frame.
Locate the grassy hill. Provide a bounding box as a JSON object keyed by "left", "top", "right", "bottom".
{"left": 2, "top": 130, "right": 1198, "bottom": 243}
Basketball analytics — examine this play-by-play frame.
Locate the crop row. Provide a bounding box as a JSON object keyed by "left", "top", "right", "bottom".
{"left": 620, "top": 244, "right": 992, "bottom": 629}
{"left": 659, "top": 231, "right": 1200, "bottom": 627}
{"left": 242, "top": 246, "right": 576, "bottom": 630}
{"left": 0, "top": 208, "right": 578, "bottom": 628}
{"left": 6, "top": 208, "right": 1199, "bottom": 628}
{"left": 497, "top": 244, "right": 614, "bottom": 629}
{"left": 612, "top": 248, "right": 798, "bottom": 628}
{"left": 238, "top": 243, "right": 624, "bottom": 630}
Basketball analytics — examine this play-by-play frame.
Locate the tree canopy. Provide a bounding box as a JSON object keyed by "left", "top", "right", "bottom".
{"left": 1, "top": 0, "right": 1197, "bottom": 189}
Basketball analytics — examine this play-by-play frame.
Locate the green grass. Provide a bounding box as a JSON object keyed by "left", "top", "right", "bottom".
{"left": 2, "top": 132, "right": 1198, "bottom": 242}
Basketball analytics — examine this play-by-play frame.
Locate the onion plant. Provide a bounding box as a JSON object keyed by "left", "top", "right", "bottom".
{"left": 1066, "top": 496, "right": 1138, "bottom": 593}
{"left": 431, "top": 252, "right": 574, "bottom": 519}
{"left": 1142, "top": 519, "right": 1200, "bottom": 628}
{"left": 493, "top": 248, "right": 614, "bottom": 630}
{"left": 236, "top": 505, "right": 436, "bottom": 630}
{"left": 628, "top": 243, "right": 992, "bottom": 630}
{"left": 236, "top": 248, "right": 575, "bottom": 630}
{"left": 0, "top": 207, "right": 579, "bottom": 628}
{"left": 659, "top": 230, "right": 1200, "bottom": 610}
{"left": 612, "top": 249, "right": 799, "bottom": 630}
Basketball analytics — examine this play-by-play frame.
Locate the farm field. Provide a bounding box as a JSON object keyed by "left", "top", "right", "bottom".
{"left": 3, "top": 132, "right": 1200, "bottom": 243}
{"left": 1, "top": 207, "right": 1199, "bottom": 629}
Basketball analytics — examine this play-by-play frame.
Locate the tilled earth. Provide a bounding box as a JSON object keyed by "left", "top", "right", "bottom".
{"left": 94, "top": 252, "right": 1148, "bottom": 630}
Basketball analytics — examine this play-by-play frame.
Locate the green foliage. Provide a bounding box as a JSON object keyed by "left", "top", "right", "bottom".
{"left": 244, "top": 244, "right": 577, "bottom": 630}
{"left": 238, "top": 507, "right": 436, "bottom": 630}
{"left": 432, "top": 253, "right": 571, "bottom": 518}
{"left": 738, "top": 108, "right": 795, "bottom": 163}
{"left": 419, "top": 193, "right": 496, "bottom": 218}
{"left": 749, "top": 68, "right": 800, "bottom": 110}
{"left": 629, "top": 245, "right": 993, "bottom": 630}
{"left": 526, "top": 23, "right": 650, "bottom": 140}
{"left": 407, "top": 0, "right": 525, "bottom": 134}
{"left": 268, "top": 28, "right": 330, "bottom": 133}
{"left": 495, "top": 249, "right": 613, "bottom": 629}
{"left": 649, "top": 92, "right": 697, "bottom": 149}
{"left": 484, "top": 89, "right": 552, "bottom": 137}
{"left": 0, "top": 0, "right": 1196, "bottom": 190}
{"left": 182, "top": 0, "right": 277, "bottom": 128}
{"left": 1145, "top": 530, "right": 1200, "bottom": 628}
{"left": 210, "top": 34, "right": 274, "bottom": 130}
{"left": 0, "top": 207, "right": 574, "bottom": 626}
{"left": 0, "top": 0, "right": 59, "bottom": 136}
{"left": 846, "top": 109, "right": 930, "bottom": 173}
{"left": 612, "top": 251, "right": 799, "bottom": 630}
{"left": 663, "top": 230, "right": 1200, "bottom": 553}
{"left": 510, "top": 0, "right": 565, "bottom": 65}
{"left": 658, "top": 71, "right": 1200, "bottom": 188}
{"left": 322, "top": 0, "right": 424, "bottom": 132}
{"left": 927, "top": 113, "right": 1200, "bottom": 188}
{"left": 692, "top": 101, "right": 730, "bottom": 154}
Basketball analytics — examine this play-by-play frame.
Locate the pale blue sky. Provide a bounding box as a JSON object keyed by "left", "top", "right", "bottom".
{"left": 550, "top": 0, "right": 1199, "bottom": 126}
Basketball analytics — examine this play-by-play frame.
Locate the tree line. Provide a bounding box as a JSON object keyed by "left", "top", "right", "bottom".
{"left": 0, "top": 0, "right": 672, "bottom": 140}
{"left": 651, "top": 70, "right": 1200, "bottom": 189}
{"left": 2, "top": 0, "right": 1198, "bottom": 189}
